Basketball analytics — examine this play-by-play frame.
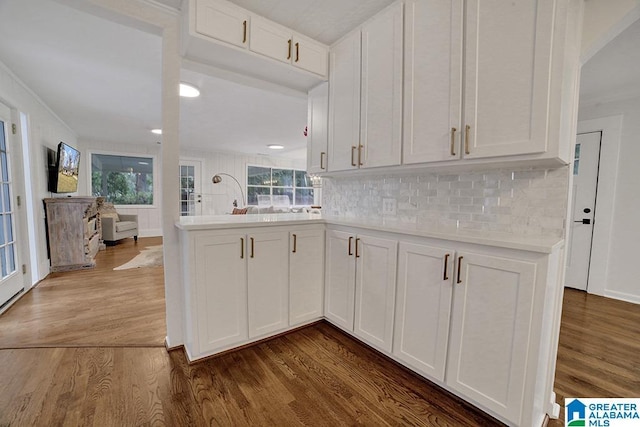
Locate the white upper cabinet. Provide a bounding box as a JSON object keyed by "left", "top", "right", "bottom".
{"left": 328, "top": 31, "right": 362, "bottom": 172}
{"left": 249, "top": 18, "right": 328, "bottom": 77}
{"left": 307, "top": 82, "right": 329, "bottom": 174}
{"left": 463, "top": 0, "right": 555, "bottom": 159}
{"left": 195, "top": 0, "right": 249, "bottom": 48}
{"left": 403, "top": 0, "right": 463, "bottom": 164}
{"left": 446, "top": 251, "right": 537, "bottom": 425}
{"left": 393, "top": 241, "right": 453, "bottom": 381}
{"left": 360, "top": 1, "right": 404, "bottom": 168}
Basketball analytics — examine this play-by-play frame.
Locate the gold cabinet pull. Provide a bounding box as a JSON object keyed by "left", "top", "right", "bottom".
{"left": 241, "top": 237, "right": 244, "bottom": 259}
{"left": 292, "top": 234, "right": 297, "bottom": 253}
{"left": 457, "top": 256, "right": 463, "bottom": 284}
{"left": 355, "top": 238, "right": 361, "bottom": 258}
{"left": 295, "top": 42, "right": 300, "bottom": 62}
{"left": 287, "top": 39, "right": 292, "bottom": 60}
{"left": 348, "top": 236, "right": 353, "bottom": 256}
{"left": 351, "top": 146, "right": 357, "bottom": 167}
{"left": 450, "top": 127, "right": 457, "bottom": 156}
{"left": 250, "top": 237, "right": 255, "bottom": 258}
{"left": 243, "top": 20, "right": 247, "bottom": 44}
{"left": 443, "top": 253, "right": 450, "bottom": 280}
{"left": 358, "top": 144, "right": 364, "bottom": 166}
{"left": 320, "top": 151, "right": 326, "bottom": 170}
{"left": 464, "top": 125, "right": 471, "bottom": 155}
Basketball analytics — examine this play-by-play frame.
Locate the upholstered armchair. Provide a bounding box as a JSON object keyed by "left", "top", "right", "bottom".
{"left": 97, "top": 199, "right": 138, "bottom": 244}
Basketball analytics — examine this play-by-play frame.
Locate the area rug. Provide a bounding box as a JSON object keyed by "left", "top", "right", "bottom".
{"left": 113, "top": 245, "right": 164, "bottom": 270}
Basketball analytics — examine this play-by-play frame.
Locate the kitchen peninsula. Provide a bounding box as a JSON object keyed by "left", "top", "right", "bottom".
{"left": 176, "top": 213, "right": 565, "bottom": 426}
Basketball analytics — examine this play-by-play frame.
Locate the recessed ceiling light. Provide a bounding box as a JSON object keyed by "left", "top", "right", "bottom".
{"left": 180, "top": 82, "right": 200, "bottom": 98}
{"left": 267, "top": 144, "right": 284, "bottom": 150}
{"left": 151, "top": 129, "right": 162, "bottom": 135}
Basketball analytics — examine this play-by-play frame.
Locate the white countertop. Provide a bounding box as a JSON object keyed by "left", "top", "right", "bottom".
{"left": 176, "top": 213, "right": 563, "bottom": 253}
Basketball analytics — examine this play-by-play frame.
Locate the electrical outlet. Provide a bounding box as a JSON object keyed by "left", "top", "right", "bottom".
{"left": 382, "top": 198, "right": 397, "bottom": 216}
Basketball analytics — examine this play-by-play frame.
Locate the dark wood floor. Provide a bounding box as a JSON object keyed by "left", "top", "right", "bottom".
{"left": 1, "top": 239, "right": 638, "bottom": 426}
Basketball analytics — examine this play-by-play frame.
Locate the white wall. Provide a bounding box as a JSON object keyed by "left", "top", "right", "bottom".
{"left": 81, "top": 139, "right": 163, "bottom": 237}
{"left": 578, "top": 96, "right": 640, "bottom": 303}
{"left": 180, "top": 148, "right": 305, "bottom": 214}
{"left": 0, "top": 60, "right": 78, "bottom": 285}
{"left": 581, "top": 0, "right": 640, "bottom": 61}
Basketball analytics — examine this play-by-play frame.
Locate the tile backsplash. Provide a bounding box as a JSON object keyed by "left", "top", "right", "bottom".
{"left": 322, "top": 166, "right": 569, "bottom": 238}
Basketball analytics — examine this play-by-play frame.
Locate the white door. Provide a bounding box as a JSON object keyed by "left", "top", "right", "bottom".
{"left": 328, "top": 31, "right": 361, "bottom": 172}
{"left": 565, "top": 132, "right": 601, "bottom": 290}
{"left": 289, "top": 227, "right": 324, "bottom": 326}
{"left": 179, "top": 160, "right": 202, "bottom": 216}
{"left": 360, "top": 1, "right": 403, "bottom": 168}
{"left": 324, "top": 229, "right": 356, "bottom": 330}
{"left": 447, "top": 251, "right": 537, "bottom": 425}
{"left": 393, "top": 242, "right": 453, "bottom": 381}
{"left": 353, "top": 234, "right": 397, "bottom": 352}
{"left": 0, "top": 103, "right": 23, "bottom": 309}
{"left": 403, "top": 0, "right": 463, "bottom": 164}
{"left": 247, "top": 230, "right": 289, "bottom": 338}
{"left": 307, "top": 82, "right": 329, "bottom": 174}
{"left": 195, "top": 0, "right": 249, "bottom": 48}
{"left": 194, "top": 232, "right": 248, "bottom": 356}
{"left": 463, "top": 0, "right": 555, "bottom": 159}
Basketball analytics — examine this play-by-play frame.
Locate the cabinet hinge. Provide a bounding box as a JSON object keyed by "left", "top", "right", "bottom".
{"left": 11, "top": 123, "right": 17, "bottom": 135}
{"left": 22, "top": 264, "right": 27, "bottom": 274}
{"left": 16, "top": 195, "right": 21, "bottom": 207}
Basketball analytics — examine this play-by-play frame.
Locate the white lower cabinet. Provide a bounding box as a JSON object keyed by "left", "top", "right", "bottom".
{"left": 325, "top": 229, "right": 397, "bottom": 352}
{"left": 393, "top": 242, "right": 453, "bottom": 381}
{"left": 289, "top": 227, "right": 325, "bottom": 326}
{"left": 446, "top": 251, "right": 537, "bottom": 424}
{"left": 247, "top": 230, "right": 290, "bottom": 338}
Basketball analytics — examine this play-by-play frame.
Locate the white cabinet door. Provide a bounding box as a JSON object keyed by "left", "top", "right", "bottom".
{"left": 353, "top": 235, "right": 397, "bottom": 352}
{"left": 307, "top": 82, "right": 329, "bottom": 174}
{"left": 403, "top": 0, "right": 463, "bottom": 164}
{"left": 193, "top": 233, "right": 248, "bottom": 355}
{"left": 360, "top": 2, "right": 403, "bottom": 168}
{"left": 324, "top": 230, "right": 356, "bottom": 330}
{"left": 249, "top": 16, "right": 291, "bottom": 63}
{"left": 463, "top": 0, "right": 555, "bottom": 159}
{"left": 289, "top": 228, "right": 325, "bottom": 326}
{"left": 447, "top": 251, "right": 537, "bottom": 425}
{"left": 393, "top": 242, "right": 453, "bottom": 381}
{"left": 293, "top": 35, "right": 329, "bottom": 77}
{"left": 328, "top": 31, "right": 361, "bottom": 172}
{"left": 247, "top": 231, "right": 289, "bottom": 338}
{"left": 195, "top": 0, "right": 249, "bottom": 48}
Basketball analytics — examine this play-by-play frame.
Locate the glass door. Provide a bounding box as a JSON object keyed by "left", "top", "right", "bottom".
{"left": 0, "top": 102, "right": 23, "bottom": 308}
{"left": 179, "top": 160, "right": 202, "bottom": 216}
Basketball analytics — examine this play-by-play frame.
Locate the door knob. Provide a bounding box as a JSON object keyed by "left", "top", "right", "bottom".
{"left": 574, "top": 218, "right": 591, "bottom": 224}
{"left": 583, "top": 208, "right": 591, "bottom": 213}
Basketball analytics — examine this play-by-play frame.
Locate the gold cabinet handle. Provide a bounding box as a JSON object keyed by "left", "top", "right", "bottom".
{"left": 443, "top": 253, "right": 450, "bottom": 280}
{"left": 465, "top": 125, "right": 471, "bottom": 155}
{"left": 355, "top": 238, "right": 361, "bottom": 258}
{"left": 320, "top": 151, "right": 326, "bottom": 170}
{"left": 243, "top": 20, "right": 247, "bottom": 44}
{"left": 295, "top": 42, "right": 300, "bottom": 62}
{"left": 450, "top": 127, "right": 457, "bottom": 156}
{"left": 348, "top": 236, "right": 353, "bottom": 256}
{"left": 292, "top": 234, "right": 297, "bottom": 253}
{"left": 241, "top": 237, "right": 244, "bottom": 259}
{"left": 287, "top": 39, "right": 292, "bottom": 60}
{"left": 250, "top": 237, "right": 255, "bottom": 258}
{"left": 351, "top": 146, "right": 357, "bottom": 167}
{"left": 358, "top": 144, "right": 363, "bottom": 166}
{"left": 457, "top": 256, "right": 463, "bottom": 284}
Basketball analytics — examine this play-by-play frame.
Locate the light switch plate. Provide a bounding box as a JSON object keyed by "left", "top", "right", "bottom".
{"left": 382, "top": 198, "right": 397, "bottom": 216}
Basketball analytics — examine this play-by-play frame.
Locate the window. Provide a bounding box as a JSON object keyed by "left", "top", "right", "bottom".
{"left": 247, "top": 166, "right": 314, "bottom": 206}
{"left": 91, "top": 154, "right": 154, "bottom": 205}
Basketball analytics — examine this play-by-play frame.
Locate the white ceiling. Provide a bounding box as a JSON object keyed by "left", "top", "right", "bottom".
{"left": 580, "top": 18, "right": 640, "bottom": 106}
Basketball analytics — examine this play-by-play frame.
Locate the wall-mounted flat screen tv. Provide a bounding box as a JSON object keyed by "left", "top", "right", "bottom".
{"left": 50, "top": 142, "right": 80, "bottom": 193}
